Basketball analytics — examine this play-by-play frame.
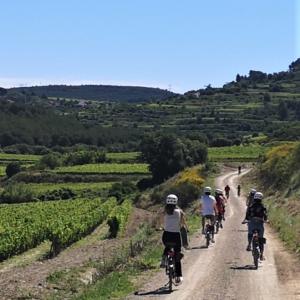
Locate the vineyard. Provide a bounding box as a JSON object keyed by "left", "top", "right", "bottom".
{"left": 0, "top": 153, "right": 40, "bottom": 162}
{"left": 26, "top": 182, "right": 114, "bottom": 195}
{"left": 56, "top": 163, "right": 149, "bottom": 174}
{"left": 208, "top": 145, "right": 266, "bottom": 161}
{"left": 0, "top": 197, "right": 132, "bottom": 260}
{"left": 0, "top": 166, "right": 5, "bottom": 176}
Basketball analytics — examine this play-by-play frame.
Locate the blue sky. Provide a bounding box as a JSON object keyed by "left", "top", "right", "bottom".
{"left": 0, "top": 0, "right": 298, "bottom": 93}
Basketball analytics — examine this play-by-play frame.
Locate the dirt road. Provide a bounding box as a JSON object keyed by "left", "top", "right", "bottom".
{"left": 129, "top": 168, "right": 300, "bottom": 300}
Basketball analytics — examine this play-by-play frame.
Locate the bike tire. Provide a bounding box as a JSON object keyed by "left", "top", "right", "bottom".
{"left": 215, "top": 223, "right": 219, "bottom": 234}
{"left": 253, "top": 249, "right": 259, "bottom": 269}
{"left": 168, "top": 267, "right": 173, "bottom": 292}
{"left": 206, "top": 235, "right": 210, "bottom": 248}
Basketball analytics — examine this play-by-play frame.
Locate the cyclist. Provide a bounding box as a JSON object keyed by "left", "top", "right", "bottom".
{"left": 160, "top": 194, "right": 186, "bottom": 284}
{"left": 246, "top": 188, "right": 256, "bottom": 207}
{"left": 238, "top": 165, "right": 241, "bottom": 174}
{"left": 237, "top": 184, "right": 241, "bottom": 197}
{"left": 244, "top": 192, "right": 268, "bottom": 260}
{"left": 200, "top": 186, "right": 217, "bottom": 242}
{"left": 224, "top": 184, "right": 230, "bottom": 199}
{"left": 215, "top": 188, "right": 225, "bottom": 228}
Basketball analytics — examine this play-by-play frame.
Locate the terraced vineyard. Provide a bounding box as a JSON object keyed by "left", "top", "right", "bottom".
{"left": 208, "top": 145, "right": 267, "bottom": 161}
{"left": 56, "top": 163, "right": 149, "bottom": 174}
{"left": 0, "top": 197, "right": 131, "bottom": 260}
{"left": 0, "top": 166, "right": 5, "bottom": 177}
{"left": 0, "top": 153, "right": 40, "bottom": 162}
{"left": 25, "top": 182, "right": 114, "bottom": 195}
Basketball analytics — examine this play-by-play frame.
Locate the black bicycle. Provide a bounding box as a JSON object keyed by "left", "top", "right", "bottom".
{"left": 165, "top": 243, "right": 176, "bottom": 292}
{"left": 251, "top": 229, "right": 260, "bottom": 269}
{"left": 242, "top": 221, "right": 267, "bottom": 269}
{"left": 215, "top": 214, "right": 223, "bottom": 234}
{"left": 204, "top": 217, "right": 214, "bottom": 247}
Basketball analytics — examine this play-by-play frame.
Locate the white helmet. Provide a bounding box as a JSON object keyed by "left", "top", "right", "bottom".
{"left": 215, "top": 188, "right": 223, "bottom": 195}
{"left": 166, "top": 194, "right": 178, "bottom": 205}
{"left": 250, "top": 188, "right": 256, "bottom": 194}
{"left": 204, "top": 186, "right": 212, "bottom": 193}
{"left": 254, "top": 192, "right": 263, "bottom": 200}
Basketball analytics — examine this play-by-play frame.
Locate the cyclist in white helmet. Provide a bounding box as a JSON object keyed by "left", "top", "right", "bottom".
{"left": 200, "top": 186, "right": 217, "bottom": 242}
{"left": 160, "top": 194, "right": 186, "bottom": 284}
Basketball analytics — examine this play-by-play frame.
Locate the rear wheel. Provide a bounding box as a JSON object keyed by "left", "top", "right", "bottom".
{"left": 168, "top": 267, "right": 173, "bottom": 291}
{"left": 215, "top": 222, "right": 219, "bottom": 234}
{"left": 252, "top": 247, "right": 259, "bottom": 269}
{"left": 206, "top": 233, "right": 210, "bottom": 248}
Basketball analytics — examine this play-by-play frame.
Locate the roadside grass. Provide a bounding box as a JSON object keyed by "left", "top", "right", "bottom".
{"left": 265, "top": 198, "right": 300, "bottom": 254}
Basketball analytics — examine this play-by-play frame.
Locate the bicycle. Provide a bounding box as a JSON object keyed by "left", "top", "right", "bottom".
{"left": 204, "top": 217, "right": 214, "bottom": 247}
{"left": 164, "top": 242, "right": 176, "bottom": 292}
{"left": 242, "top": 220, "right": 267, "bottom": 269}
{"left": 215, "top": 213, "right": 223, "bottom": 234}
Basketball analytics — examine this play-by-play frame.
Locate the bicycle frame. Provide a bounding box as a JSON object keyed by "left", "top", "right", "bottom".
{"left": 165, "top": 246, "right": 176, "bottom": 291}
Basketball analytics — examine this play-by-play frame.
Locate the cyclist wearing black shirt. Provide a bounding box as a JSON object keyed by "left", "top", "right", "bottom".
{"left": 244, "top": 192, "right": 268, "bottom": 260}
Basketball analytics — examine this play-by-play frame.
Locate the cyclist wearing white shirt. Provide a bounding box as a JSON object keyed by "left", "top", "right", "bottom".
{"left": 200, "top": 186, "right": 217, "bottom": 242}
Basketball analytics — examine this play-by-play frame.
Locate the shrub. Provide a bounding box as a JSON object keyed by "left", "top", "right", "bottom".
{"left": 5, "top": 162, "right": 21, "bottom": 178}
{"left": 40, "top": 152, "right": 62, "bottom": 169}
{"left": 0, "top": 183, "right": 36, "bottom": 203}
{"left": 108, "top": 181, "right": 138, "bottom": 203}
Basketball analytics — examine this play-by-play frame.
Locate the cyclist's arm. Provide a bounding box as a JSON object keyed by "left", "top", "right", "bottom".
{"left": 180, "top": 212, "right": 188, "bottom": 229}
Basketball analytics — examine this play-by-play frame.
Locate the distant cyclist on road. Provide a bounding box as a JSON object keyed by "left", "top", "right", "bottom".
{"left": 160, "top": 194, "right": 186, "bottom": 284}
{"left": 237, "top": 184, "right": 241, "bottom": 197}
{"left": 244, "top": 192, "right": 268, "bottom": 260}
{"left": 224, "top": 184, "right": 230, "bottom": 199}
{"left": 200, "top": 187, "right": 217, "bottom": 243}
{"left": 238, "top": 165, "right": 241, "bottom": 174}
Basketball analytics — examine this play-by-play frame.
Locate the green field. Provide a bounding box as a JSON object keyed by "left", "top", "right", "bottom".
{"left": 0, "top": 153, "right": 41, "bottom": 162}
{"left": 56, "top": 163, "right": 149, "bottom": 174}
{"left": 106, "top": 152, "right": 139, "bottom": 162}
{"left": 26, "top": 182, "right": 114, "bottom": 194}
{"left": 0, "top": 198, "right": 129, "bottom": 260}
{"left": 0, "top": 166, "right": 5, "bottom": 176}
{"left": 208, "top": 145, "right": 266, "bottom": 161}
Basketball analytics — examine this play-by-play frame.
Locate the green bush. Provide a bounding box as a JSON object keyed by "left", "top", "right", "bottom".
{"left": 0, "top": 183, "right": 36, "bottom": 203}
{"left": 40, "top": 152, "right": 62, "bottom": 169}
{"left": 5, "top": 162, "right": 21, "bottom": 178}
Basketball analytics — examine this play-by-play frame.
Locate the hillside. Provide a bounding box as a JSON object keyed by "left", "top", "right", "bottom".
{"left": 9, "top": 85, "right": 177, "bottom": 102}
{"left": 1, "top": 58, "right": 300, "bottom": 151}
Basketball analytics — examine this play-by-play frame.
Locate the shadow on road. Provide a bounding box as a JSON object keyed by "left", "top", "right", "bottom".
{"left": 134, "top": 286, "right": 175, "bottom": 296}
{"left": 230, "top": 265, "right": 257, "bottom": 270}
{"left": 191, "top": 245, "right": 208, "bottom": 250}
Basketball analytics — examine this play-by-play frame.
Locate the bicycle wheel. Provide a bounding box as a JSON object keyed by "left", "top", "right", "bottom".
{"left": 168, "top": 266, "right": 173, "bottom": 291}
{"left": 253, "top": 248, "right": 259, "bottom": 269}
{"left": 206, "top": 234, "right": 210, "bottom": 248}
{"left": 215, "top": 222, "right": 219, "bottom": 234}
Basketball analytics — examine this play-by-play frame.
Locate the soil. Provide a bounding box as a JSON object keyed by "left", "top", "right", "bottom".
{"left": 0, "top": 207, "right": 153, "bottom": 299}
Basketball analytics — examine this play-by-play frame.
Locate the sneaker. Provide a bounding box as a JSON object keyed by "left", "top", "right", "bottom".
{"left": 246, "top": 245, "right": 252, "bottom": 251}
{"left": 260, "top": 254, "right": 265, "bottom": 260}
{"left": 175, "top": 277, "right": 183, "bottom": 284}
{"left": 211, "top": 238, "right": 215, "bottom": 243}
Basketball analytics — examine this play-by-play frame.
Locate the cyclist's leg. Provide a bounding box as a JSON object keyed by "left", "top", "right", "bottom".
{"left": 209, "top": 215, "right": 215, "bottom": 241}
{"left": 162, "top": 231, "right": 171, "bottom": 256}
